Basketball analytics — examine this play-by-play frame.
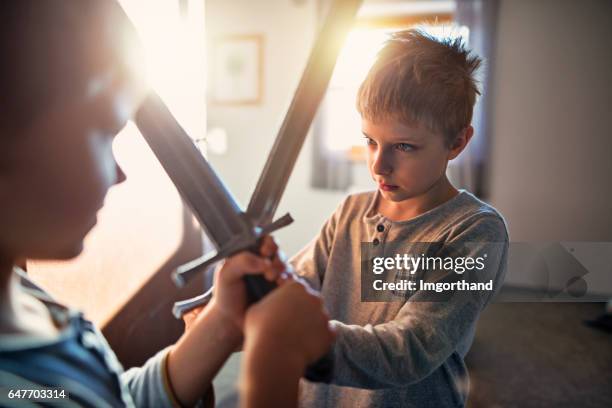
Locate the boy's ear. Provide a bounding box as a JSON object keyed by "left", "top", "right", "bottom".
{"left": 447, "top": 126, "right": 474, "bottom": 160}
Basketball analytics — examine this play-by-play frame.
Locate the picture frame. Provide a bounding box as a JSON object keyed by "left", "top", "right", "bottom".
{"left": 211, "top": 34, "right": 264, "bottom": 106}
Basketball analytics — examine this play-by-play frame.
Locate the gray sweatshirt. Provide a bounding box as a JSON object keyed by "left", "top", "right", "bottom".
{"left": 291, "top": 190, "right": 509, "bottom": 408}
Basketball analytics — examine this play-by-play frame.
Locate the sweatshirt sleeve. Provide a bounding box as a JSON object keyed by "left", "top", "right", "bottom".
{"left": 290, "top": 199, "right": 344, "bottom": 290}
{"left": 323, "top": 215, "right": 508, "bottom": 389}
{"left": 121, "top": 347, "right": 214, "bottom": 408}
{"left": 120, "top": 347, "right": 176, "bottom": 408}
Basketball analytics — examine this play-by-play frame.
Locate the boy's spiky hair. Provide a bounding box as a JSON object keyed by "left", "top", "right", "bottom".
{"left": 357, "top": 28, "right": 482, "bottom": 144}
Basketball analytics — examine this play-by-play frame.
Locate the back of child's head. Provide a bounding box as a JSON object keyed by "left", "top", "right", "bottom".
{"left": 0, "top": 0, "right": 140, "bottom": 134}
{"left": 357, "top": 28, "right": 482, "bottom": 145}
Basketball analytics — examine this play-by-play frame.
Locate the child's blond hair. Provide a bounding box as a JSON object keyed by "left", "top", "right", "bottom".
{"left": 357, "top": 28, "right": 482, "bottom": 145}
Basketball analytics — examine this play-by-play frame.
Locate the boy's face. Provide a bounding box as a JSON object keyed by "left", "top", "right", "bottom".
{"left": 362, "top": 117, "right": 452, "bottom": 203}
{"left": 0, "top": 77, "right": 139, "bottom": 260}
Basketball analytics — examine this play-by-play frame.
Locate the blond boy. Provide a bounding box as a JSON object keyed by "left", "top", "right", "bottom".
{"left": 293, "top": 29, "right": 509, "bottom": 407}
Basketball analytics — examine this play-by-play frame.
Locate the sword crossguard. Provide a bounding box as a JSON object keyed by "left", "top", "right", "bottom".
{"left": 171, "top": 213, "right": 294, "bottom": 314}
{"left": 172, "top": 213, "right": 294, "bottom": 288}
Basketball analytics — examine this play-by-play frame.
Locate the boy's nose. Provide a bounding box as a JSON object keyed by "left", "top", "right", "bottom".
{"left": 115, "top": 163, "right": 127, "bottom": 185}
{"left": 371, "top": 149, "right": 392, "bottom": 175}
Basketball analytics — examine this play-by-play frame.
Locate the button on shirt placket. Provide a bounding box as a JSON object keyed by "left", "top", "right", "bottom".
{"left": 375, "top": 222, "right": 410, "bottom": 298}
{"left": 373, "top": 222, "right": 389, "bottom": 246}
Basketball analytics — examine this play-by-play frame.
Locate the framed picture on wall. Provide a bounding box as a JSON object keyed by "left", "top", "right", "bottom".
{"left": 212, "top": 34, "right": 264, "bottom": 106}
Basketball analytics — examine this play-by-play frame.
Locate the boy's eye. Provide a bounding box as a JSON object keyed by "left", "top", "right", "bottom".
{"left": 364, "top": 136, "right": 377, "bottom": 146}
{"left": 395, "top": 143, "right": 416, "bottom": 152}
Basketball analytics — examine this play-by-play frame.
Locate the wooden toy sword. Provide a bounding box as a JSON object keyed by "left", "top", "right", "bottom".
{"left": 134, "top": 0, "right": 361, "bottom": 382}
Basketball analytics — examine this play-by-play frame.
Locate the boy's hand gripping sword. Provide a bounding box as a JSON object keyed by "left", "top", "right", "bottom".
{"left": 134, "top": 0, "right": 361, "bottom": 383}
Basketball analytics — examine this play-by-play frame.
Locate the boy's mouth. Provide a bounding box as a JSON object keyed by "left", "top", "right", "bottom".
{"left": 379, "top": 182, "right": 399, "bottom": 191}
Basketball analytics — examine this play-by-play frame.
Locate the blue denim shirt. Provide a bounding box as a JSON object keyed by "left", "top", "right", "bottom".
{"left": 0, "top": 268, "right": 176, "bottom": 407}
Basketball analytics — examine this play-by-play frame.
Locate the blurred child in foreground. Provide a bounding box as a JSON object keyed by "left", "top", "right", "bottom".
{"left": 0, "top": 1, "right": 333, "bottom": 407}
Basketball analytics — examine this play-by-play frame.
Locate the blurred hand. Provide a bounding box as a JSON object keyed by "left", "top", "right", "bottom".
{"left": 169, "top": 236, "right": 294, "bottom": 407}
{"left": 243, "top": 279, "right": 335, "bottom": 371}
{"left": 183, "top": 236, "right": 286, "bottom": 335}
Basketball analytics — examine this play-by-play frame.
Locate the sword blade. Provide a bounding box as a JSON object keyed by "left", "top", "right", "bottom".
{"left": 135, "top": 93, "right": 252, "bottom": 249}
{"left": 246, "top": 0, "right": 362, "bottom": 226}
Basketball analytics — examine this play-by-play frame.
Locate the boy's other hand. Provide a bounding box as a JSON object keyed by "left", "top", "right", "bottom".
{"left": 243, "top": 280, "right": 335, "bottom": 372}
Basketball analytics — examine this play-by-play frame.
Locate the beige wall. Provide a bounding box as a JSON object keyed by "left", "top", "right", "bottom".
{"left": 205, "top": 0, "right": 348, "bottom": 258}
{"left": 487, "top": 0, "right": 612, "bottom": 289}
{"left": 488, "top": 0, "right": 612, "bottom": 242}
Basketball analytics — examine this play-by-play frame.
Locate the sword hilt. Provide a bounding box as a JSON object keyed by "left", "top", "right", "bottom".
{"left": 243, "top": 275, "right": 277, "bottom": 305}
{"left": 172, "top": 213, "right": 334, "bottom": 383}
